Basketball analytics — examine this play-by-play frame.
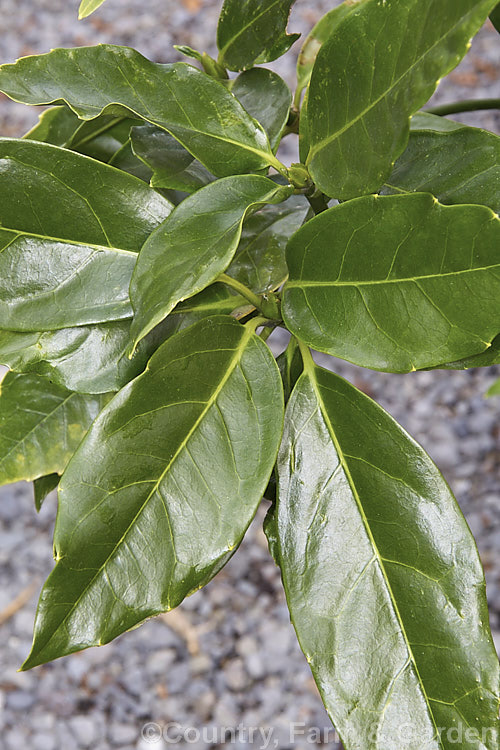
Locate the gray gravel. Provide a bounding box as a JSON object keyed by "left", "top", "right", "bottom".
{"left": 1, "top": 2, "right": 500, "bottom": 748}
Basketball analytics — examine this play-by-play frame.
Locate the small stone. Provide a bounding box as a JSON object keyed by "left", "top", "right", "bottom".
{"left": 31, "top": 733, "right": 56, "bottom": 750}
{"left": 223, "top": 658, "right": 249, "bottom": 691}
{"left": 109, "top": 723, "right": 138, "bottom": 745}
{"left": 6, "top": 690, "right": 36, "bottom": 711}
{"left": 68, "top": 715, "right": 97, "bottom": 747}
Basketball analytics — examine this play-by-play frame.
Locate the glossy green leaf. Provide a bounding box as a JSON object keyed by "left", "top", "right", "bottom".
{"left": 34, "top": 474, "right": 60, "bottom": 512}
{"left": 0, "top": 139, "right": 172, "bottom": 331}
{"left": 24, "top": 107, "right": 140, "bottom": 166}
{"left": 490, "top": 3, "right": 500, "bottom": 32}
{"left": 130, "top": 125, "right": 214, "bottom": 192}
{"left": 382, "top": 113, "right": 500, "bottom": 211}
{"left": 78, "top": 0, "right": 107, "bottom": 19}
{"left": 231, "top": 69, "right": 291, "bottom": 152}
{"left": 108, "top": 140, "right": 152, "bottom": 182}
{"left": 433, "top": 333, "right": 500, "bottom": 371}
{"left": 0, "top": 322, "right": 152, "bottom": 395}
{"left": 305, "top": 0, "right": 497, "bottom": 199}
{"left": 276, "top": 361, "right": 499, "bottom": 750}
{"left": 0, "top": 372, "right": 108, "bottom": 487}
{"left": 0, "top": 46, "right": 283, "bottom": 177}
{"left": 295, "top": 0, "right": 365, "bottom": 103}
{"left": 217, "top": 0, "right": 298, "bottom": 71}
{"left": 151, "top": 284, "right": 252, "bottom": 342}
{"left": 226, "top": 195, "right": 308, "bottom": 294}
{"left": 130, "top": 175, "right": 292, "bottom": 349}
{"left": 24, "top": 106, "right": 82, "bottom": 146}
{"left": 0, "top": 285, "right": 248, "bottom": 394}
{"left": 283, "top": 193, "right": 500, "bottom": 373}
{"left": 22, "top": 316, "right": 284, "bottom": 669}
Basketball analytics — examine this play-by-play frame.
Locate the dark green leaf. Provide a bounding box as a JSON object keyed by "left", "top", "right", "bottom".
{"left": 130, "top": 175, "right": 292, "bottom": 349}
{"left": 25, "top": 107, "right": 141, "bottom": 165}
{"left": 277, "top": 361, "right": 500, "bottom": 750}
{"left": 108, "top": 140, "right": 152, "bottom": 182}
{"left": 283, "top": 194, "right": 500, "bottom": 372}
{"left": 226, "top": 195, "right": 309, "bottom": 294}
{"left": 0, "top": 46, "right": 282, "bottom": 177}
{"left": 381, "top": 113, "right": 500, "bottom": 212}
{"left": 231, "top": 69, "right": 291, "bottom": 152}
{"left": 0, "top": 372, "right": 108, "bottom": 487}
{"left": 130, "top": 125, "right": 214, "bottom": 192}
{"left": 295, "top": 0, "right": 365, "bottom": 103}
{"left": 490, "top": 4, "right": 500, "bottom": 32}
{"left": 0, "top": 139, "right": 172, "bottom": 331}
{"left": 217, "top": 0, "right": 298, "bottom": 71}
{"left": 305, "top": 0, "right": 497, "bottom": 199}
{"left": 34, "top": 474, "right": 60, "bottom": 512}
{"left": 150, "top": 283, "right": 252, "bottom": 342}
{"left": 263, "top": 502, "right": 280, "bottom": 563}
{"left": 0, "top": 285, "right": 249, "bottom": 394}
{"left": 79, "top": 0, "right": 107, "bottom": 19}
{"left": 22, "top": 316, "right": 284, "bottom": 669}
{"left": 0, "top": 322, "right": 154, "bottom": 395}
{"left": 431, "top": 333, "right": 500, "bottom": 371}
{"left": 24, "top": 106, "right": 82, "bottom": 146}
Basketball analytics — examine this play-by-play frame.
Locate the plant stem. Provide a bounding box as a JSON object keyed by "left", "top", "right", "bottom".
{"left": 425, "top": 98, "right": 500, "bottom": 116}
{"left": 307, "top": 192, "right": 330, "bottom": 215}
{"left": 218, "top": 274, "right": 264, "bottom": 311}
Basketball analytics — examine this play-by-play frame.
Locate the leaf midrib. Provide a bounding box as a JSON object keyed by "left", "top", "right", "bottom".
{"left": 306, "top": 365, "right": 444, "bottom": 748}
{"left": 307, "top": 3, "right": 484, "bottom": 164}
{"left": 31, "top": 325, "right": 253, "bottom": 661}
{"left": 286, "top": 261, "right": 500, "bottom": 288}
{"left": 0, "top": 225, "right": 137, "bottom": 257}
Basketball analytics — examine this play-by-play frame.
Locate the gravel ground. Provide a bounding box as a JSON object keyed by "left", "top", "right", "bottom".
{"left": 0, "top": 2, "right": 499, "bottom": 749}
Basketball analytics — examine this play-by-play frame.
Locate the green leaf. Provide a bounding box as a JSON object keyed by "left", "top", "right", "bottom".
{"left": 305, "top": 0, "right": 497, "bottom": 199}
{"left": 486, "top": 377, "right": 500, "bottom": 396}
{"left": 22, "top": 316, "right": 284, "bottom": 669}
{"left": 130, "top": 175, "right": 292, "bottom": 350}
{"left": 282, "top": 193, "right": 500, "bottom": 373}
{"left": 226, "top": 195, "right": 308, "bottom": 294}
{"left": 0, "top": 139, "right": 172, "bottom": 331}
{"left": 0, "top": 285, "right": 248, "bottom": 394}
{"left": 24, "top": 106, "right": 82, "bottom": 146}
{"left": 0, "top": 322, "right": 153, "bottom": 395}
{"left": 78, "top": 0, "right": 107, "bottom": 19}
{"left": 149, "top": 283, "right": 252, "bottom": 342}
{"left": 490, "top": 3, "right": 500, "bottom": 32}
{"left": 108, "top": 140, "right": 152, "bottom": 182}
{"left": 433, "top": 333, "right": 500, "bottom": 371}
{"left": 0, "top": 372, "right": 108, "bottom": 487}
{"left": 217, "top": 0, "right": 298, "bottom": 71}
{"left": 382, "top": 113, "right": 500, "bottom": 212}
{"left": 231, "top": 69, "right": 291, "bottom": 152}
{"left": 295, "top": 0, "right": 365, "bottom": 104}
{"left": 34, "top": 474, "right": 60, "bottom": 512}
{"left": 0, "top": 46, "right": 283, "bottom": 177}
{"left": 130, "top": 125, "right": 214, "bottom": 192}
{"left": 276, "top": 361, "right": 499, "bottom": 750}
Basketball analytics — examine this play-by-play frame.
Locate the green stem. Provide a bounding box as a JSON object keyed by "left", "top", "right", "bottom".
{"left": 245, "top": 315, "right": 271, "bottom": 333}
{"left": 218, "top": 274, "right": 265, "bottom": 311}
{"left": 297, "top": 338, "right": 314, "bottom": 370}
{"left": 425, "top": 98, "right": 500, "bottom": 116}
{"left": 307, "top": 193, "right": 330, "bottom": 215}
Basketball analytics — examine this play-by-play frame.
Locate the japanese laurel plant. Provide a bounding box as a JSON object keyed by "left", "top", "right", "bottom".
{"left": 0, "top": 0, "right": 499, "bottom": 746}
